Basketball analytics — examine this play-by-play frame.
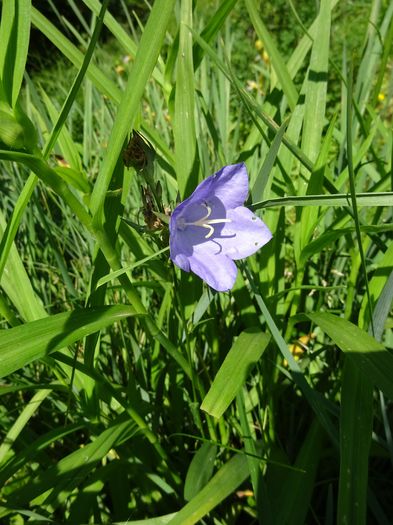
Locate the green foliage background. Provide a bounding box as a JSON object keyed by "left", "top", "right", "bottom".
{"left": 0, "top": 0, "right": 393, "bottom": 523}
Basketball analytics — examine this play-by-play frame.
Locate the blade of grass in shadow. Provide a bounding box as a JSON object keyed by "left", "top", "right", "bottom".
{"left": 308, "top": 313, "right": 393, "bottom": 400}
{"left": 237, "top": 390, "right": 274, "bottom": 525}
{"left": 167, "top": 453, "right": 249, "bottom": 525}
{"left": 0, "top": 389, "right": 51, "bottom": 463}
{"left": 90, "top": 0, "right": 176, "bottom": 215}
{"left": 5, "top": 417, "right": 138, "bottom": 508}
{"left": 0, "top": 423, "right": 84, "bottom": 487}
{"left": 275, "top": 420, "right": 324, "bottom": 525}
{"left": 241, "top": 262, "right": 338, "bottom": 446}
{"left": 337, "top": 358, "right": 373, "bottom": 525}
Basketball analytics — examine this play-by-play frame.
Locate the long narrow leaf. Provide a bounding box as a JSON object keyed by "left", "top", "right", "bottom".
{"left": 0, "top": 305, "right": 138, "bottom": 378}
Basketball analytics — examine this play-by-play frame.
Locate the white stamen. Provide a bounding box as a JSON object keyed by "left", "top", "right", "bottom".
{"left": 183, "top": 203, "right": 231, "bottom": 239}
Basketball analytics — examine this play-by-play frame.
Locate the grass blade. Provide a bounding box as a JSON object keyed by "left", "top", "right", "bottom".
{"left": 337, "top": 359, "right": 373, "bottom": 525}
{"left": 244, "top": 0, "right": 298, "bottom": 110}
{"left": 0, "top": 0, "right": 31, "bottom": 106}
{"left": 90, "top": 0, "right": 176, "bottom": 215}
{"left": 0, "top": 305, "right": 138, "bottom": 378}
{"left": 201, "top": 329, "right": 270, "bottom": 418}
{"left": 309, "top": 313, "right": 393, "bottom": 400}
{"left": 168, "top": 453, "right": 249, "bottom": 525}
{"left": 174, "top": 0, "right": 198, "bottom": 199}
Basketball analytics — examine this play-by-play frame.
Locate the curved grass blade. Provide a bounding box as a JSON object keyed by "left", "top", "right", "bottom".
{"left": 168, "top": 453, "right": 249, "bottom": 525}
{"left": 0, "top": 305, "right": 138, "bottom": 378}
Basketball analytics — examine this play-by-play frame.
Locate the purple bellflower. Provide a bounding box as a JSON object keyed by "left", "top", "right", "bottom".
{"left": 169, "top": 163, "right": 272, "bottom": 291}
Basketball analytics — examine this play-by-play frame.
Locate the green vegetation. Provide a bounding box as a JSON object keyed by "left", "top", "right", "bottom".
{"left": 0, "top": 0, "right": 392, "bottom": 523}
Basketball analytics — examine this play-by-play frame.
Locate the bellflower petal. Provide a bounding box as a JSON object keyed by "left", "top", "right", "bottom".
{"left": 189, "top": 243, "right": 238, "bottom": 292}
{"left": 169, "top": 163, "right": 272, "bottom": 292}
{"left": 219, "top": 207, "right": 273, "bottom": 260}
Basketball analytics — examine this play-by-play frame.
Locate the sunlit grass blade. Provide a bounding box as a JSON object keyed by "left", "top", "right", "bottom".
{"left": 359, "top": 243, "right": 393, "bottom": 331}
{"left": 90, "top": 0, "right": 176, "bottom": 215}
{"left": 174, "top": 0, "right": 197, "bottom": 199}
{"left": 31, "top": 6, "right": 121, "bottom": 102}
{"left": 0, "top": 210, "right": 46, "bottom": 322}
{"left": 0, "top": 305, "right": 138, "bottom": 378}
{"left": 193, "top": 0, "right": 237, "bottom": 69}
{"left": 251, "top": 191, "right": 393, "bottom": 210}
{"left": 251, "top": 119, "right": 287, "bottom": 202}
{"left": 0, "top": 0, "right": 31, "bottom": 106}
{"left": 300, "top": 0, "right": 331, "bottom": 170}
{"left": 201, "top": 329, "right": 270, "bottom": 418}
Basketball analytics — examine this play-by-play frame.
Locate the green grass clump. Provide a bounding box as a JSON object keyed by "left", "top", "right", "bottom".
{"left": 0, "top": 0, "right": 393, "bottom": 523}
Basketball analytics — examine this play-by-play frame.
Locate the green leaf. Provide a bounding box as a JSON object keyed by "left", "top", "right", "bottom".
{"left": 184, "top": 442, "right": 217, "bottom": 501}
{"left": 193, "top": 0, "right": 238, "bottom": 69}
{"left": 308, "top": 312, "right": 393, "bottom": 400}
{"left": 90, "top": 0, "right": 176, "bottom": 215}
{"left": 0, "top": 0, "right": 31, "bottom": 106}
{"left": 251, "top": 192, "right": 393, "bottom": 210}
{"left": 0, "top": 305, "right": 138, "bottom": 378}
{"left": 300, "top": 0, "right": 331, "bottom": 168}
{"left": 168, "top": 453, "right": 249, "bottom": 525}
{"left": 244, "top": 0, "right": 298, "bottom": 110}
{"left": 0, "top": 389, "right": 51, "bottom": 464}
{"left": 0, "top": 209, "right": 47, "bottom": 322}
{"left": 201, "top": 329, "right": 270, "bottom": 418}
{"left": 337, "top": 359, "right": 373, "bottom": 525}
{"left": 174, "top": 0, "right": 198, "bottom": 199}
{"left": 275, "top": 420, "right": 324, "bottom": 525}
{"left": 6, "top": 417, "right": 138, "bottom": 507}
{"left": 0, "top": 423, "right": 84, "bottom": 487}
